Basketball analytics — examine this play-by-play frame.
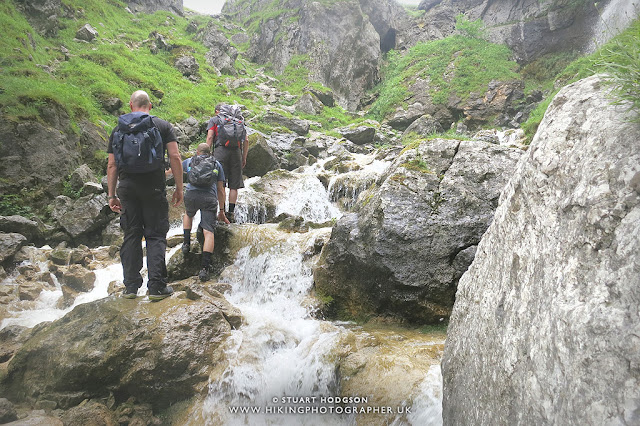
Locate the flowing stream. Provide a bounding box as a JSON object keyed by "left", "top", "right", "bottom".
{"left": 0, "top": 153, "right": 445, "bottom": 425}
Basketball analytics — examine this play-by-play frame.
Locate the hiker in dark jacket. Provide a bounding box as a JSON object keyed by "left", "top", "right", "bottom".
{"left": 181, "top": 143, "right": 229, "bottom": 281}
{"left": 107, "top": 90, "right": 183, "bottom": 301}
{"left": 206, "top": 103, "right": 249, "bottom": 223}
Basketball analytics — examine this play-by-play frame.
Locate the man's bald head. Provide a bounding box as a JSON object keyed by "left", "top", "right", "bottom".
{"left": 196, "top": 143, "right": 210, "bottom": 155}
{"left": 129, "top": 90, "right": 152, "bottom": 112}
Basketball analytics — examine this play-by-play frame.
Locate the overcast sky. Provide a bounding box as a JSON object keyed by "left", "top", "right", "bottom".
{"left": 183, "top": 0, "right": 422, "bottom": 15}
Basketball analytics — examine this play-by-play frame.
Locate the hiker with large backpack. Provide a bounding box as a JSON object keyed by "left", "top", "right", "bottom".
{"left": 107, "top": 90, "right": 183, "bottom": 301}
{"left": 206, "top": 103, "right": 248, "bottom": 223}
{"left": 181, "top": 143, "right": 229, "bottom": 281}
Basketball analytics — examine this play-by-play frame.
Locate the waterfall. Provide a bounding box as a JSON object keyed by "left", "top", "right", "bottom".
{"left": 1, "top": 154, "right": 444, "bottom": 425}
{"left": 589, "top": 0, "right": 640, "bottom": 51}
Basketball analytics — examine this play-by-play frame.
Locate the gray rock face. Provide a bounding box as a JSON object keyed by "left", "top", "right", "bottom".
{"left": 225, "top": 0, "right": 381, "bottom": 111}
{"left": 244, "top": 132, "right": 279, "bottom": 178}
{"left": 201, "top": 25, "right": 238, "bottom": 75}
{"left": 402, "top": 114, "right": 443, "bottom": 139}
{"left": 14, "top": 0, "right": 62, "bottom": 36}
{"left": 338, "top": 126, "right": 376, "bottom": 145}
{"left": 295, "top": 93, "right": 324, "bottom": 115}
{"left": 314, "top": 138, "right": 522, "bottom": 323}
{"left": 50, "top": 194, "right": 112, "bottom": 240}
{"left": 261, "top": 111, "right": 310, "bottom": 135}
{"left": 0, "top": 233, "right": 27, "bottom": 263}
{"left": 0, "top": 106, "right": 106, "bottom": 199}
{"left": 2, "top": 288, "right": 239, "bottom": 409}
{"left": 69, "top": 164, "right": 97, "bottom": 192}
{"left": 442, "top": 75, "right": 640, "bottom": 425}
{"left": 0, "top": 216, "right": 40, "bottom": 241}
{"left": 127, "top": 0, "right": 182, "bottom": 15}
{"left": 415, "top": 0, "right": 631, "bottom": 63}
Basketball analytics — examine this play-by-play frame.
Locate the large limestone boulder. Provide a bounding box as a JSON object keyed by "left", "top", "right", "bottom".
{"left": 442, "top": 75, "right": 640, "bottom": 424}
{"left": 314, "top": 138, "right": 522, "bottom": 323}
{"left": 0, "top": 216, "right": 41, "bottom": 241}
{"left": 50, "top": 194, "right": 112, "bottom": 241}
{"left": 1, "top": 285, "right": 240, "bottom": 410}
{"left": 0, "top": 233, "right": 27, "bottom": 264}
{"left": 244, "top": 132, "right": 279, "bottom": 178}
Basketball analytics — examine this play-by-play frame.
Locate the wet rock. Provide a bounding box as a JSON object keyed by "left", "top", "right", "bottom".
{"left": 17, "top": 281, "right": 47, "bottom": 301}
{"left": 58, "top": 264, "right": 96, "bottom": 292}
{"left": 3, "top": 411, "right": 63, "bottom": 425}
{"left": 442, "top": 75, "right": 640, "bottom": 424}
{"left": 50, "top": 194, "right": 112, "bottom": 240}
{"left": 167, "top": 226, "right": 233, "bottom": 281}
{"left": 314, "top": 139, "right": 523, "bottom": 323}
{"left": 49, "top": 244, "right": 71, "bottom": 266}
{"left": 0, "top": 233, "right": 27, "bottom": 264}
{"left": 69, "top": 245, "right": 93, "bottom": 266}
{"left": 244, "top": 132, "right": 278, "bottom": 178}
{"left": 2, "top": 292, "right": 235, "bottom": 410}
{"left": 75, "top": 24, "right": 98, "bottom": 42}
{"left": 61, "top": 401, "right": 116, "bottom": 426}
{"left": 338, "top": 126, "right": 376, "bottom": 145}
{"left": 0, "top": 397, "right": 18, "bottom": 423}
{"left": 101, "top": 218, "right": 123, "bottom": 247}
{"left": 0, "top": 216, "right": 40, "bottom": 241}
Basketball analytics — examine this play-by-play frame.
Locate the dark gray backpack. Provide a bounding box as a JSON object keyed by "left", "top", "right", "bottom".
{"left": 187, "top": 155, "right": 219, "bottom": 187}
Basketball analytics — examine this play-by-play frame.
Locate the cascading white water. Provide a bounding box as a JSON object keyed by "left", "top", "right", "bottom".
{"left": 1, "top": 152, "right": 445, "bottom": 425}
{"left": 198, "top": 226, "right": 350, "bottom": 425}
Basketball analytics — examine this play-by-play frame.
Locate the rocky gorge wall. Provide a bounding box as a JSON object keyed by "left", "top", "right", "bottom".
{"left": 415, "top": 0, "right": 634, "bottom": 62}
{"left": 441, "top": 75, "right": 640, "bottom": 424}
{"left": 314, "top": 139, "right": 523, "bottom": 324}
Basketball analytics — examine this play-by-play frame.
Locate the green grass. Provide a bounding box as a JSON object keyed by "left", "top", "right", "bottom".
{"left": 367, "top": 34, "right": 519, "bottom": 121}
{"left": 521, "top": 19, "right": 640, "bottom": 140}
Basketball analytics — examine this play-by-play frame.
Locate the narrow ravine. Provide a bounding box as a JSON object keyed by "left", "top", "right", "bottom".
{"left": 1, "top": 153, "right": 445, "bottom": 425}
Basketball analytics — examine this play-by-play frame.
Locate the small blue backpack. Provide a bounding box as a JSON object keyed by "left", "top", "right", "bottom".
{"left": 112, "top": 112, "right": 164, "bottom": 173}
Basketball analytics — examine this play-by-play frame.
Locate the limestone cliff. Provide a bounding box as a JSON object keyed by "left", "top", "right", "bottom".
{"left": 223, "top": 0, "right": 407, "bottom": 110}
{"left": 441, "top": 75, "right": 640, "bottom": 424}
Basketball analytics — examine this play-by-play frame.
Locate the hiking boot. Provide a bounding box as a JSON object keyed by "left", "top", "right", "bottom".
{"left": 122, "top": 287, "right": 138, "bottom": 299}
{"left": 148, "top": 286, "right": 174, "bottom": 302}
{"left": 198, "top": 268, "right": 210, "bottom": 282}
{"left": 226, "top": 211, "right": 235, "bottom": 223}
{"left": 181, "top": 243, "right": 190, "bottom": 257}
